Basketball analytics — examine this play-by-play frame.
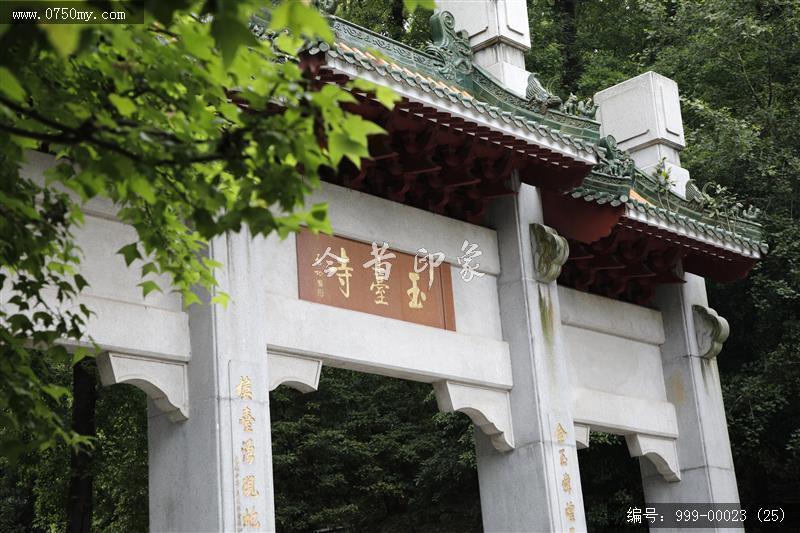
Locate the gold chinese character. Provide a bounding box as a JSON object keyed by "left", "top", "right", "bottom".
{"left": 242, "top": 475, "right": 259, "bottom": 498}
{"left": 559, "top": 448, "right": 568, "bottom": 466}
{"left": 239, "top": 406, "right": 255, "bottom": 433}
{"left": 555, "top": 423, "right": 567, "bottom": 443}
{"left": 242, "top": 438, "right": 255, "bottom": 465}
{"left": 312, "top": 246, "right": 353, "bottom": 298}
{"left": 407, "top": 272, "right": 427, "bottom": 309}
{"left": 565, "top": 501, "right": 576, "bottom": 522}
{"left": 242, "top": 508, "right": 261, "bottom": 528}
{"left": 370, "top": 264, "right": 390, "bottom": 305}
{"left": 236, "top": 376, "right": 253, "bottom": 400}
{"left": 562, "top": 472, "right": 572, "bottom": 493}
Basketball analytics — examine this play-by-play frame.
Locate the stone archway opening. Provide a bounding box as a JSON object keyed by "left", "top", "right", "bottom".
{"left": 577, "top": 432, "right": 646, "bottom": 532}
{"left": 269, "top": 367, "right": 482, "bottom": 532}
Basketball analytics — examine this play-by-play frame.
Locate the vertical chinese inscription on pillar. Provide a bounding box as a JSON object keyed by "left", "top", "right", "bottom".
{"left": 555, "top": 421, "right": 578, "bottom": 528}
{"left": 562, "top": 473, "right": 572, "bottom": 493}
{"left": 230, "top": 363, "right": 268, "bottom": 532}
{"left": 565, "top": 501, "right": 576, "bottom": 523}
{"left": 555, "top": 422, "right": 567, "bottom": 443}
{"left": 242, "top": 438, "right": 255, "bottom": 465}
{"left": 297, "top": 229, "right": 456, "bottom": 330}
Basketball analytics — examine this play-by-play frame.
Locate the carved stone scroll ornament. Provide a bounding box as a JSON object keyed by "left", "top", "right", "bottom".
{"left": 530, "top": 223, "right": 569, "bottom": 283}
{"left": 433, "top": 380, "right": 514, "bottom": 452}
{"left": 97, "top": 352, "right": 188, "bottom": 422}
{"left": 425, "top": 11, "right": 473, "bottom": 81}
{"left": 692, "top": 305, "right": 730, "bottom": 359}
{"left": 625, "top": 433, "right": 681, "bottom": 482}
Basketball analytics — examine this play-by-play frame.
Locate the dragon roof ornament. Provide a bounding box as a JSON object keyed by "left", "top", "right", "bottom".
{"left": 426, "top": 11, "right": 473, "bottom": 82}
{"left": 526, "top": 73, "right": 562, "bottom": 112}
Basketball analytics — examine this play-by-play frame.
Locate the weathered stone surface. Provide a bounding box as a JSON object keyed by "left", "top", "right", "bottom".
{"left": 692, "top": 305, "right": 730, "bottom": 359}
{"left": 530, "top": 223, "right": 569, "bottom": 283}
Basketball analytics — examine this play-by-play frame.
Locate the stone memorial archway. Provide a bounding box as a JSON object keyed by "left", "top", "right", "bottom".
{"left": 17, "top": 2, "right": 764, "bottom": 531}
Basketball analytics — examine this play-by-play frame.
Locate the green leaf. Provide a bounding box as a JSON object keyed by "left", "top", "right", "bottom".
{"left": 129, "top": 175, "right": 156, "bottom": 204}
{"left": 141, "top": 262, "right": 159, "bottom": 277}
{"left": 71, "top": 347, "right": 90, "bottom": 366}
{"left": 74, "top": 274, "right": 89, "bottom": 291}
{"left": 41, "top": 384, "right": 70, "bottom": 401}
{"left": 117, "top": 243, "right": 141, "bottom": 266}
{"left": 211, "top": 13, "right": 257, "bottom": 68}
{"left": 0, "top": 67, "right": 26, "bottom": 101}
{"left": 211, "top": 291, "right": 230, "bottom": 308}
{"left": 39, "top": 24, "right": 81, "bottom": 56}
{"left": 329, "top": 114, "right": 385, "bottom": 166}
{"left": 109, "top": 94, "right": 136, "bottom": 117}
{"left": 350, "top": 79, "right": 399, "bottom": 110}
{"left": 403, "top": 0, "right": 436, "bottom": 12}
{"left": 183, "top": 291, "right": 202, "bottom": 308}
{"left": 137, "top": 280, "right": 162, "bottom": 297}
{"left": 329, "top": 131, "right": 366, "bottom": 167}
{"left": 270, "top": 1, "right": 333, "bottom": 42}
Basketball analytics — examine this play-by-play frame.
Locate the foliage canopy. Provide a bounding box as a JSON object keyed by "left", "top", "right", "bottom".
{"left": 0, "top": 0, "right": 404, "bottom": 456}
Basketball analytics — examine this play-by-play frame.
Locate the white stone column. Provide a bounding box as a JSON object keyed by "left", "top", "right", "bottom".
{"left": 148, "top": 230, "right": 275, "bottom": 532}
{"left": 645, "top": 273, "right": 741, "bottom": 515}
{"left": 476, "top": 183, "right": 587, "bottom": 532}
{"left": 436, "top": 0, "right": 532, "bottom": 94}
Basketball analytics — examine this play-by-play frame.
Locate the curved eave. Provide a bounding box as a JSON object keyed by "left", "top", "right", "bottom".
{"left": 624, "top": 200, "right": 765, "bottom": 260}
{"left": 323, "top": 51, "right": 597, "bottom": 168}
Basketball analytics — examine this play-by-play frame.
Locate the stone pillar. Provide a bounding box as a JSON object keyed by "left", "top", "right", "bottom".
{"left": 476, "top": 183, "right": 587, "bottom": 532}
{"left": 644, "top": 272, "right": 740, "bottom": 511}
{"left": 594, "top": 71, "right": 692, "bottom": 198}
{"left": 436, "top": 0, "right": 532, "bottom": 94}
{"left": 596, "top": 70, "right": 741, "bottom": 525}
{"left": 148, "top": 230, "right": 275, "bottom": 532}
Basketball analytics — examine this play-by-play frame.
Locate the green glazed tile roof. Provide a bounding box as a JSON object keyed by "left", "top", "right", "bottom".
{"left": 306, "top": 12, "right": 601, "bottom": 160}
{"left": 572, "top": 136, "right": 767, "bottom": 256}
{"left": 253, "top": 9, "right": 767, "bottom": 258}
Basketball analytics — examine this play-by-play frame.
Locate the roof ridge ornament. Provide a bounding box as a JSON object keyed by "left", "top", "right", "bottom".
{"left": 425, "top": 11, "right": 473, "bottom": 81}
{"left": 526, "top": 73, "right": 562, "bottom": 112}
{"left": 594, "top": 135, "right": 636, "bottom": 179}
{"left": 561, "top": 92, "right": 598, "bottom": 119}
{"left": 313, "top": 0, "right": 338, "bottom": 15}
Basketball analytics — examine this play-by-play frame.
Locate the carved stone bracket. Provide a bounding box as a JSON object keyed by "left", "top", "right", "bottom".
{"left": 574, "top": 423, "right": 590, "bottom": 450}
{"left": 267, "top": 351, "right": 323, "bottom": 393}
{"left": 433, "top": 380, "right": 514, "bottom": 452}
{"left": 692, "top": 305, "right": 729, "bottom": 359}
{"left": 530, "top": 223, "right": 569, "bottom": 283}
{"left": 625, "top": 433, "right": 681, "bottom": 482}
{"left": 97, "top": 352, "right": 188, "bottom": 422}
